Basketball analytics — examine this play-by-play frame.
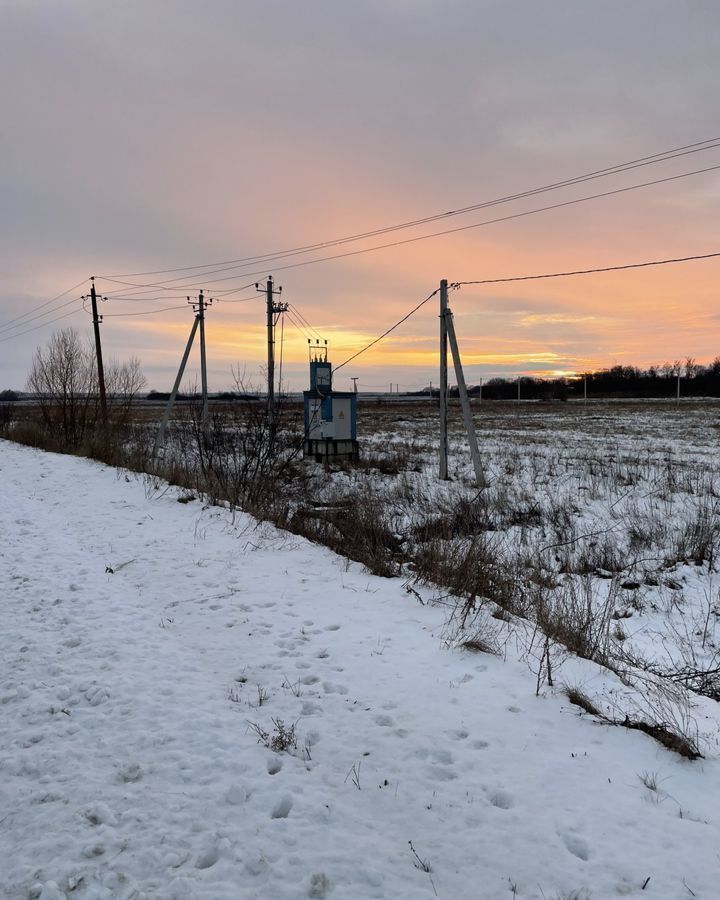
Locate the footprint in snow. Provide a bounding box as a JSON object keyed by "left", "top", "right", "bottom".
{"left": 322, "top": 682, "right": 348, "bottom": 695}
{"left": 374, "top": 714, "right": 394, "bottom": 727}
{"left": 85, "top": 685, "right": 110, "bottom": 706}
{"left": 432, "top": 749, "right": 454, "bottom": 765}
{"left": 324, "top": 624, "right": 341, "bottom": 632}
{"left": 430, "top": 766, "right": 458, "bottom": 782}
{"left": 486, "top": 788, "right": 514, "bottom": 810}
{"left": 561, "top": 832, "right": 591, "bottom": 861}
{"left": 271, "top": 795, "right": 293, "bottom": 819}
{"left": 194, "top": 840, "right": 220, "bottom": 869}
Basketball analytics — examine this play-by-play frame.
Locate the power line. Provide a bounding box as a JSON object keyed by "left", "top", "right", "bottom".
{"left": 332, "top": 247, "right": 720, "bottom": 371}
{"left": 284, "top": 309, "right": 313, "bottom": 342}
{"left": 214, "top": 293, "right": 263, "bottom": 304}
{"left": 333, "top": 288, "right": 440, "bottom": 372}
{"left": 452, "top": 250, "right": 720, "bottom": 288}
{"left": 284, "top": 308, "right": 315, "bottom": 341}
{"left": 288, "top": 303, "right": 323, "bottom": 339}
{"left": 101, "top": 136, "right": 720, "bottom": 279}
{"left": 82, "top": 299, "right": 189, "bottom": 318}
{"left": 0, "top": 304, "right": 85, "bottom": 345}
{"left": 0, "top": 293, "right": 83, "bottom": 336}
{"left": 107, "top": 162, "right": 720, "bottom": 294}
{"left": 96, "top": 274, "right": 262, "bottom": 295}
{"left": 99, "top": 294, "right": 191, "bottom": 303}
{"left": 0, "top": 278, "right": 88, "bottom": 333}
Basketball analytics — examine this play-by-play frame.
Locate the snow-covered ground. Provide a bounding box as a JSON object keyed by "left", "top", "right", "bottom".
{"left": 2, "top": 439, "right": 719, "bottom": 900}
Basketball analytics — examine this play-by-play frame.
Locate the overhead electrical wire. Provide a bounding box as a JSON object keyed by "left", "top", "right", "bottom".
{"left": 101, "top": 136, "right": 720, "bottom": 279}
{"left": 284, "top": 310, "right": 312, "bottom": 342}
{"left": 213, "top": 293, "right": 263, "bottom": 304}
{"left": 98, "top": 162, "right": 720, "bottom": 296}
{"left": 0, "top": 278, "right": 88, "bottom": 333}
{"left": 98, "top": 294, "right": 191, "bottom": 303}
{"left": 452, "top": 250, "right": 720, "bottom": 288}
{"left": 7, "top": 140, "right": 720, "bottom": 355}
{"left": 0, "top": 293, "right": 84, "bottom": 336}
{"left": 0, "top": 304, "right": 86, "bottom": 345}
{"left": 288, "top": 303, "right": 323, "bottom": 340}
{"left": 81, "top": 299, "right": 189, "bottom": 318}
{"left": 284, "top": 307, "right": 315, "bottom": 341}
{"left": 333, "top": 248, "right": 720, "bottom": 371}
{"left": 334, "top": 288, "right": 441, "bottom": 372}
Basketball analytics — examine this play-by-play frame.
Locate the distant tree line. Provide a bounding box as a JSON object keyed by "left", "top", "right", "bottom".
{"left": 413, "top": 356, "right": 720, "bottom": 401}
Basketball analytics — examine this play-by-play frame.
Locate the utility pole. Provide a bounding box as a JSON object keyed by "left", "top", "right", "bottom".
{"left": 445, "top": 301, "right": 486, "bottom": 488}
{"left": 583, "top": 373, "right": 587, "bottom": 405}
{"left": 517, "top": 377, "right": 521, "bottom": 402}
{"left": 677, "top": 371, "right": 681, "bottom": 407}
{"left": 439, "top": 279, "right": 449, "bottom": 480}
{"left": 351, "top": 377, "right": 358, "bottom": 394}
{"left": 196, "top": 290, "right": 211, "bottom": 427}
{"left": 88, "top": 277, "right": 108, "bottom": 427}
{"left": 257, "top": 276, "right": 287, "bottom": 433}
{"left": 153, "top": 291, "right": 211, "bottom": 455}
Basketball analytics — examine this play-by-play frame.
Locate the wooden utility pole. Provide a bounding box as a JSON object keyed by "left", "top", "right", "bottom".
{"left": 89, "top": 277, "right": 108, "bottom": 427}
{"left": 197, "top": 290, "right": 210, "bottom": 427}
{"left": 351, "top": 377, "right": 358, "bottom": 394}
{"left": 439, "top": 279, "right": 449, "bottom": 480}
{"left": 257, "top": 276, "right": 287, "bottom": 432}
{"left": 153, "top": 291, "right": 210, "bottom": 455}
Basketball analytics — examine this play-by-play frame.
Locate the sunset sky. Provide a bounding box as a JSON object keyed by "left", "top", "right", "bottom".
{"left": 2, "top": 1, "right": 719, "bottom": 393}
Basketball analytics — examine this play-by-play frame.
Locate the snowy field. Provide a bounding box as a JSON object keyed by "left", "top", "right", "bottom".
{"left": 2, "top": 429, "right": 720, "bottom": 900}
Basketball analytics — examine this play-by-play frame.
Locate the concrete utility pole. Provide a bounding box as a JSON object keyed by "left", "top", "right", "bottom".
{"left": 445, "top": 309, "right": 486, "bottom": 488}
{"left": 153, "top": 291, "right": 211, "bottom": 455}
{"left": 583, "top": 373, "right": 587, "bottom": 405}
{"left": 257, "top": 276, "right": 287, "bottom": 433}
{"left": 351, "top": 377, "right": 358, "bottom": 394}
{"left": 439, "top": 279, "right": 449, "bottom": 480}
{"left": 88, "top": 277, "right": 108, "bottom": 427}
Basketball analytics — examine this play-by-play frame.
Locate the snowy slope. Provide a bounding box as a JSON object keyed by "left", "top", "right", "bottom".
{"left": 1, "top": 440, "right": 718, "bottom": 900}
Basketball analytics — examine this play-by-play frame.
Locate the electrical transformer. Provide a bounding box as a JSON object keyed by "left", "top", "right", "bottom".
{"left": 303, "top": 342, "right": 359, "bottom": 461}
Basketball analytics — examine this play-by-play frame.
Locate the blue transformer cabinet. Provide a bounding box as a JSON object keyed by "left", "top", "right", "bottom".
{"left": 303, "top": 342, "right": 359, "bottom": 461}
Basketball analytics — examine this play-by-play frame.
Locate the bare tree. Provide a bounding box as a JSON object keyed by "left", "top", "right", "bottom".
{"left": 685, "top": 357, "right": 700, "bottom": 379}
{"left": 26, "top": 328, "right": 146, "bottom": 449}
{"left": 27, "top": 328, "right": 98, "bottom": 446}
{"left": 106, "top": 355, "right": 147, "bottom": 426}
